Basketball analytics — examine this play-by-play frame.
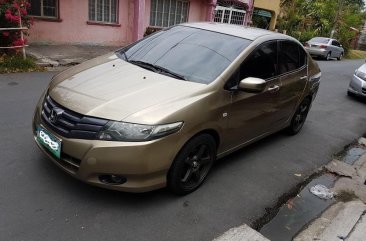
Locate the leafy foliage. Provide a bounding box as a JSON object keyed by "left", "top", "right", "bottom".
{"left": 277, "top": 0, "right": 366, "bottom": 53}
{"left": 0, "top": 54, "right": 43, "bottom": 73}
{"left": 0, "top": 0, "right": 33, "bottom": 54}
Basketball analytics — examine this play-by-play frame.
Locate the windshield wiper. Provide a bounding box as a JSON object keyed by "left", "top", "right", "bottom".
{"left": 129, "top": 60, "right": 186, "bottom": 80}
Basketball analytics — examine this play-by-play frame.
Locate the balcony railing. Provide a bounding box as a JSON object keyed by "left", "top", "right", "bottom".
{"left": 0, "top": 10, "right": 29, "bottom": 59}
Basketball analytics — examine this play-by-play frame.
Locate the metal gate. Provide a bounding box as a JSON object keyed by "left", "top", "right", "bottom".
{"left": 214, "top": 6, "right": 246, "bottom": 25}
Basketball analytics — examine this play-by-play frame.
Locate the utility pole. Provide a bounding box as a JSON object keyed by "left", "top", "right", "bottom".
{"left": 331, "top": 0, "right": 345, "bottom": 38}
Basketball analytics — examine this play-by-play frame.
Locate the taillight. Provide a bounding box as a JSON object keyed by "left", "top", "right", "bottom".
{"left": 319, "top": 45, "right": 327, "bottom": 49}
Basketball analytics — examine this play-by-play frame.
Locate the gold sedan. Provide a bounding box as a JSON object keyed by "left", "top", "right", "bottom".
{"left": 33, "top": 23, "right": 321, "bottom": 195}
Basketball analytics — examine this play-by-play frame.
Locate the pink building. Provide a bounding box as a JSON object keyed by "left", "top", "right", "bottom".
{"left": 28, "top": 0, "right": 254, "bottom": 46}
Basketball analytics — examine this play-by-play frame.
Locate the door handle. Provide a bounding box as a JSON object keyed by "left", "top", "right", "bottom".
{"left": 268, "top": 85, "right": 280, "bottom": 93}
{"left": 300, "top": 76, "right": 308, "bottom": 80}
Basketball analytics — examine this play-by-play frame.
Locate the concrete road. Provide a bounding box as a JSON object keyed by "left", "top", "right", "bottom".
{"left": 1, "top": 59, "right": 365, "bottom": 241}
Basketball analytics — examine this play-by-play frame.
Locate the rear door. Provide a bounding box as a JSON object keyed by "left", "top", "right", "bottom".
{"left": 331, "top": 40, "right": 341, "bottom": 57}
{"left": 277, "top": 40, "right": 308, "bottom": 122}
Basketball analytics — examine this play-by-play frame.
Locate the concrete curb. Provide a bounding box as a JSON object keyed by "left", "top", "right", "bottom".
{"left": 213, "top": 224, "right": 270, "bottom": 241}
{"left": 27, "top": 50, "right": 60, "bottom": 67}
{"left": 294, "top": 201, "right": 366, "bottom": 241}
{"left": 213, "top": 137, "right": 366, "bottom": 241}
{"left": 294, "top": 140, "right": 366, "bottom": 241}
{"left": 27, "top": 44, "right": 116, "bottom": 70}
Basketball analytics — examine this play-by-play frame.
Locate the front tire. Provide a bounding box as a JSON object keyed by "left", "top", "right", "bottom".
{"left": 287, "top": 98, "right": 311, "bottom": 135}
{"left": 337, "top": 52, "right": 343, "bottom": 61}
{"left": 168, "top": 134, "right": 216, "bottom": 195}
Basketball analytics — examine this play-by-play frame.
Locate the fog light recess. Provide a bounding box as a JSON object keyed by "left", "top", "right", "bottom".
{"left": 99, "top": 174, "right": 127, "bottom": 185}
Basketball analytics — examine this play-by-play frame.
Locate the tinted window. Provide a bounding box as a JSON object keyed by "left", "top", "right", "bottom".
{"left": 332, "top": 40, "right": 340, "bottom": 47}
{"left": 118, "top": 26, "right": 252, "bottom": 84}
{"left": 299, "top": 46, "right": 307, "bottom": 67}
{"left": 278, "top": 40, "right": 302, "bottom": 74}
{"left": 240, "top": 41, "right": 278, "bottom": 80}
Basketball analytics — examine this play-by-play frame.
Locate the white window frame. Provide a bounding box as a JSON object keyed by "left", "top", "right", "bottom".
{"left": 150, "top": 0, "right": 189, "bottom": 27}
{"left": 214, "top": 6, "right": 246, "bottom": 25}
{"left": 89, "top": 0, "right": 118, "bottom": 24}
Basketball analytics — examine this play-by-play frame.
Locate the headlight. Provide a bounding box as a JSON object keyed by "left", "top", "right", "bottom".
{"left": 97, "top": 121, "right": 183, "bottom": 141}
{"left": 355, "top": 69, "right": 366, "bottom": 81}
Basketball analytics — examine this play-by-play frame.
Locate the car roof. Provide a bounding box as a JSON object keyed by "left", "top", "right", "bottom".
{"left": 179, "top": 22, "right": 285, "bottom": 41}
{"left": 310, "top": 37, "right": 335, "bottom": 42}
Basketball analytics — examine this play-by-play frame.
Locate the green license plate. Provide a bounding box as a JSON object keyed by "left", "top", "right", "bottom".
{"left": 37, "top": 126, "right": 61, "bottom": 159}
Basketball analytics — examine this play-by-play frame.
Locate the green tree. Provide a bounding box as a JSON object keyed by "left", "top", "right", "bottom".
{"left": 277, "top": 0, "right": 366, "bottom": 53}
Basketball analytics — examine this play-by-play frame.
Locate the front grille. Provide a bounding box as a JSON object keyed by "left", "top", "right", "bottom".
{"left": 41, "top": 95, "right": 108, "bottom": 139}
{"left": 362, "top": 87, "right": 366, "bottom": 94}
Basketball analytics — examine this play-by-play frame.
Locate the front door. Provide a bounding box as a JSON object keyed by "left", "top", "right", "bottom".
{"left": 223, "top": 41, "right": 283, "bottom": 150}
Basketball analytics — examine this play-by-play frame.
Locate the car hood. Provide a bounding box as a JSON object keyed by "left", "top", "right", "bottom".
{"left": 357, "top": 63, "right": 366, "bottom": 74}
{"left": 49, "top": 54, "right": 207, "bottom": 123}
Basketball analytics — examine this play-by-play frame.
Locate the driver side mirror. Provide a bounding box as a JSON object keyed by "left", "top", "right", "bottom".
{"left": 238, "top": 77, "right": 267, "bottom": 93}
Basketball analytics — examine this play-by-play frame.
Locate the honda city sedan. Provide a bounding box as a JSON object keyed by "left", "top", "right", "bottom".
{"left": 304, "top": 37, "right": 344, "bottom": 60}
{"left": 33, "top": 23, "right": 321, "bottom": 195}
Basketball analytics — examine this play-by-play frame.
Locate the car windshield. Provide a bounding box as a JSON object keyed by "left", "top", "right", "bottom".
{"left": 117, "top": 26, "right": 252, "bottom": 84}
{"left": 309, "top": 37, "right": 330, "bottom": 44}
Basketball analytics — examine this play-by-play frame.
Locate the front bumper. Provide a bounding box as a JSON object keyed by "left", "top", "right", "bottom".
{"left": 348, "top": 74, "right": 366, "bottom": 98}
{"left": 32, "top": 104, "right": 185, "bottom": 192}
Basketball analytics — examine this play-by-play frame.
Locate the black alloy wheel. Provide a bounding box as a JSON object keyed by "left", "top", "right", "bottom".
{"left": 287, "top": 98, "right": 311, "bottom": 135}
{"left": 168, "top": 134, "right": 216, "bottom": 195}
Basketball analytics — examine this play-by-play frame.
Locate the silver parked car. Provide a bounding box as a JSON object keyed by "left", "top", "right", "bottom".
{"left": 348, "top": 61, "right": 366, "bottom": 98}
{"left": 304, "top": 37, "right": 344, "bottom": 60}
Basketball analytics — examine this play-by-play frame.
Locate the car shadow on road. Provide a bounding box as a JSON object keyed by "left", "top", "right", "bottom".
{"left": 347, "top": 93, "right": 366, "bottom": 104}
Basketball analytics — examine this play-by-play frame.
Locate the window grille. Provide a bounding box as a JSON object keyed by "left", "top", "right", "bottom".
{"left": 89, "top": 0, "right": 118, "bottom": 23}
{"left": 150, "top": 0, "right": 189, "bottom": 27}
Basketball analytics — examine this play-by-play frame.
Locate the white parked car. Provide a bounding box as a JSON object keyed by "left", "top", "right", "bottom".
{"left": 348, "top": 61, "right": 366, "bottom": 98}
{"left": 304, "top": 37, "right": 344, "bottom": 61}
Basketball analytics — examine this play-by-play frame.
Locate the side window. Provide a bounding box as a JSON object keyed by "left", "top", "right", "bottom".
{"left": 299, "top": 47, "right": 307, "bottom": 67}
{"left": 240, "top": 41, "right": 278, "bottom": 80}
{"left": 225, "top": 41, "right": 277, "bottom": 89}
{"left": 278, "top": 40, "right": 301, "bottom": 74}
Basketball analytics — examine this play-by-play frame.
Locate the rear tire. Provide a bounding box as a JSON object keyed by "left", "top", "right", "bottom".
{"left": 168, "top": 134, "right": 216, "bottom": 195}
{"left": 287, "top": 98, "right": 311, "bottom": 135}
{"left": 325, "top": 52, "right": 331, "bottom": 61}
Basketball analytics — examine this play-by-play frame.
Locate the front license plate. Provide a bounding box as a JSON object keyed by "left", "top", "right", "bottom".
{"left": 36, "top": 126, "right": 61, "bottom": 159}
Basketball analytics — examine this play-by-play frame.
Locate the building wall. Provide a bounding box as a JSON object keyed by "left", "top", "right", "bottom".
{"left": 188, "top": 0, "right": 207, "bottom": 22}
{"left": 253, "top": 0, "right": 280, "bottom": 30}
{"left": 28, "top": 0, "right": 133, "bottom": 46}
{"left": 27, "top": 0, "right": 222, "bottom": 46}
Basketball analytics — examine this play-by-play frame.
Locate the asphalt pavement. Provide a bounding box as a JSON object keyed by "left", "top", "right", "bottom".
{"left": 1, "top": 59, "right": 366, "bottom": 241}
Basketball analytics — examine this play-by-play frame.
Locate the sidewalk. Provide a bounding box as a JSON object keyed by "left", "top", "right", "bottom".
{"left": 213, "top": 137, "right": 366, "bottom": 241}
{"left": 294, "top": 137, "right": 366, "bottom": 241}
{"left": 27, "top": 44, "right": 117, "bottom": 70}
